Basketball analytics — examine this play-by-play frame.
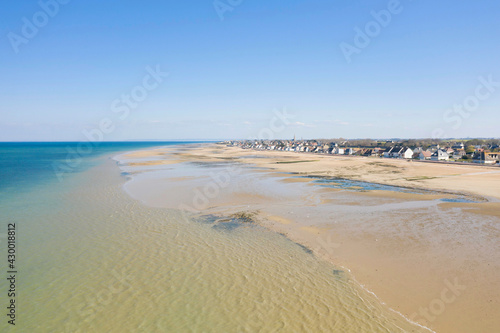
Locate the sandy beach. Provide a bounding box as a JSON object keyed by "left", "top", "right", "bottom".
{"left": 118, "top": 143, "right": 500, "bottom": 333}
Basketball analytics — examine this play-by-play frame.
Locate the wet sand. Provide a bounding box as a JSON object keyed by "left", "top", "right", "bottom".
{"left": 117, "top": 143, "right": 500, "bottom": 333}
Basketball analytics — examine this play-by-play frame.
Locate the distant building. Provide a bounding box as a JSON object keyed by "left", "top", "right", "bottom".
{"left": 419, "top": 151, "right": 432, "bottom": 160}
{"left": 384, "top": 146, "right": 413, "bottom": 159}
{"left": 333, "top": 147, "right": 344, "bottom": 155}
{"left": 473, "top": 152, "right": 500, "bottom": 164}
{"left": 452, "top": 149, "right": 466, "bottom": 160}
{"left": 431, "top": 150, "right": 449, "bottom": 161}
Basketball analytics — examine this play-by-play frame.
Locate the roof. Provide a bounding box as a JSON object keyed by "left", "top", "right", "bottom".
{"left": 421, "top": 151, "right": 432, "bottom": 157}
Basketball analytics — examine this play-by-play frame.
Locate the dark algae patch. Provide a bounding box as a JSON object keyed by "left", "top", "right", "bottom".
{"left": 304, "top": 176, "right": 426, "bottom": 194}
{"left": 295, "top": 242, "right": 313, "bottom": 254}
{"left": 276, "top": 160, "right": 319, "bottom": 164}
{"left": 197, "top": 211, "right": 258, "bottom": 231}
{"left": 332, "top": 269, "right": 343, "bottom": 276}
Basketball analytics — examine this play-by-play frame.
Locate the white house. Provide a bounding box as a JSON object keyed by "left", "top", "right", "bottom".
{"left": 390, "top": 147, "right": 404, "bottom": 158}
{"left": 386, "top": 147, "right": 411, "bottom": 158}
{"left": 401, "top": 147, "right": 414, "bottom": 159}
{"left": 431, "top": 150, "right": 449, "bottom": 161}
{"left": 333, "top": 147, "right": 344, "bottom": 155}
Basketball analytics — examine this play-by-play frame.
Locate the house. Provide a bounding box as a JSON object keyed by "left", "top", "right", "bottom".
{"left": 364, "top": 149, "right": 379, "bottom": 157}
{"left": 452, "top": 143, "right": 465, "bottom": 150}
{"left": 401, "top": 147, "right": 414, "bottom": 159}
{"left": 431, "top": 150, "right": 449, "bottom": 161}
{"left": 413, "top": 147, "right": 424, "bottom": 155}
{"left": 452, "top": 149, "right": 466, "bottom": 160}
{"left": 383, "top": 146, "right": 402, "bottom": 158}
{"left": 430, "top": 144, "right": 440, "bottom": 151}
{"left": 344, "top": 148, "right": 355, "bottom": 155}
{"left": 390, "top": 147, "right": 404, "bottom": 158}
{"left": 445, "top": 148, "right": 455, "bottom": 155}
{"left": 473, "top": 152, "right": 500, "bottom": 164}
{"left": 385, "top": 146, "right": 412, "bottom": 158}
{"left": 333, "top": 147, "right": 344, "bottom": 155}
{"left": 355, "top": 149, "right": 367, "bottom": 156}
{"left": 419, "top": 150, "right": 432, "bottom": 160}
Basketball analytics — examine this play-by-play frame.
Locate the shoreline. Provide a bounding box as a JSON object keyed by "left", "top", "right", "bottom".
{"left": 115, "top": 143, "right": 500, "bottom": 333}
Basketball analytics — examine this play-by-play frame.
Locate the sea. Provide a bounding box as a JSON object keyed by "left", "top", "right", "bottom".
{"left": 0, "top": 142, "right": 424, "bottom": 332}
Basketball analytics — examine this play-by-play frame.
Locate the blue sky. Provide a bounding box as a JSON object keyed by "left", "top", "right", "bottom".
{"left": 1, "top": 0, "right": 499, "bottom": 141}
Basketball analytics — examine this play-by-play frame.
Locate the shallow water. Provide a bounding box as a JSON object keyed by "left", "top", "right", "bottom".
{"left": 0, "top": 144, "right": 426, "bottom": 332}
{"left": 308, "top": 176, "right": 427, "bottom": 193}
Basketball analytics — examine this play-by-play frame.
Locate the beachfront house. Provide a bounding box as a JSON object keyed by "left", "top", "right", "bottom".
{"left": 363, "top": 149, "right": 379, "bottom": 157}
{"left": 383, "top": 147, "right": 393, "bottom": 158}
{"left": 391, "top": 147, "right": 402, "bottom": 158}
{"left": 333, "top": 147, "right": 344, "bottom": 155}
{"left": 452, "top": 149, "right": 466, "bottom": 160}
{"left": 430, "top": 144, "right": 440, "bottom": 151}
{"left": 445, "top": 147, "right": 455, "bottom": 155}
{"left": 401, "top": 147, "right": 414, "bottom": 159}
{"left": 473, "top": 152, "right": 500, "bottom": 164}
{"left": 385, "top": 146, "right": 412, "bottom": 159}
{"left": 419, "top": 151, "right": 432, "bottom": 160}
{"left": 355, "top": 149, "right": 367, "bottom": 156}
{"left": 431, "top": 150, "right": 449, "bottom": 161}
{"left": 413, "top": 147, "right": 423, "bottom": 154}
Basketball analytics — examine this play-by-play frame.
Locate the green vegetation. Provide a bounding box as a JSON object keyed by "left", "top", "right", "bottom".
{"left": 405, "top": 176, "right": 438, "bottom": 181}
{"left": 229, "top": 211, "right": 258, "bottom": 223}
{"left": 367, "top": 161, "right": 399, "bottom": 168}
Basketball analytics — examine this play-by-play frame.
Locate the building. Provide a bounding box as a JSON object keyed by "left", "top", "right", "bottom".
{"left": 419, "top": 151, "right": 432, "bottom": 160}
{"left": 452, "top": 143, "right": 465, "bottom": 150}
{"left": 384, "top": 146, "right": 413, "bottom": 159}
{"left": 473, "top": 152, "right": 500, "bottom": 164}
{"left": 431, "top": 150, "right": 449, "bottom": 161}
{"left": 452, "top": 149, "right": 466, "bottom": 160}
{"left": 401, "top": 147, "right": 414, "bottom": 159}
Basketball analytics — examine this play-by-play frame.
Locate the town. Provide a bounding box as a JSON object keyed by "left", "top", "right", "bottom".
{"left": 223, "top": 138, "right": 500, "bottom": 165}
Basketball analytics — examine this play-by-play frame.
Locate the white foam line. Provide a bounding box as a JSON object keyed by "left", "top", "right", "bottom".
{"left": 349, "top": 275, "right": 437, "bottom": 333}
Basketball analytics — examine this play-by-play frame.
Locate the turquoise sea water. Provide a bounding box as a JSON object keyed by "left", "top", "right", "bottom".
{"left": 0, "top": 142, "right": 197, "bottom": 196}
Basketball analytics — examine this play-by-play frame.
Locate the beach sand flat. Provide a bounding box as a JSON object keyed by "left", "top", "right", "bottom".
{"left": 119, "top": 144, "right": 500, "bottom": 333}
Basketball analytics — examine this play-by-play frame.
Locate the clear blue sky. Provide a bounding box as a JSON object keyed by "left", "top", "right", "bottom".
{"left": 1, "top": 0, "right": 499, "bottom": 141}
